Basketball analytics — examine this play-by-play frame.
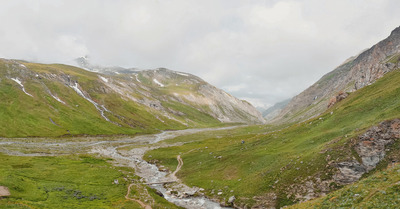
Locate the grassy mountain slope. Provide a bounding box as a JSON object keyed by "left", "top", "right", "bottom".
{"left": 0, "top": 60, "right": 185, "bottom": 137}
{"left": 144, "top": 68, "right": 400, "bottom": 208}
{"left": 0, "top": 59, "right": 264, "bottom": 137}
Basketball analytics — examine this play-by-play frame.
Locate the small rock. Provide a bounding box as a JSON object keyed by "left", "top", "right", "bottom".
{"left": 228, "top": 195, "right": 236, "bottom": 203}
{"left": 0, "top": 186, "right": 10, "bottom": 197}
{"left": 217, "top": 156, "right": 222, "bottom": 159}
{"left": 217, "top": 192, "right": 223, "bottom": 195}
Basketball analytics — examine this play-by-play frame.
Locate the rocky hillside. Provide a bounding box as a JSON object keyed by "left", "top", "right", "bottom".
{"left": 0, "top": 59, "right": 264, "bottom": 137}
{"left": 272, "top": 26, "right": 400, "bottom": 124}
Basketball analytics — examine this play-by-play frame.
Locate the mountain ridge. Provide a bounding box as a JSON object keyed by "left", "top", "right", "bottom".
{"left": 0, "top": 58, "right": 264, "bottom": 137}
{"left": 272, "top": 26, "right": 400, "bottom": 124}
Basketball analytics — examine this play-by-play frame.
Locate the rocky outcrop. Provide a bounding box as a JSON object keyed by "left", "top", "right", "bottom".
{"left": 333, "top": 119, "right": 400, "bottom": 184}
{"left": 272, "top": 26, "right": 400, "bottom": 124}
{"left": 327, "top": 91, "right": 348, "bottom": 108}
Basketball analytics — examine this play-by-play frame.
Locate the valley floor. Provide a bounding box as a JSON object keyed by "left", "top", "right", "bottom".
{"left": 0, "top": 126, "right": 238, "bottom": 209}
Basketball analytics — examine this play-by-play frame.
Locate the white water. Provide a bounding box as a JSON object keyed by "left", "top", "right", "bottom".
{"left": 69, "top": 82, "right": 112, "bottom": 122}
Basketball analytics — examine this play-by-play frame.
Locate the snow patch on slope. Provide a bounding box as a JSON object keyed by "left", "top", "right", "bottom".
{"left": 99, "top": 76, "right": 108, "bottom": 83}
{"left": 175, "top": 72, "right": 188, "bottom": 77}
{"left": 51, "top": 94, "right": 65, "bottom": 104}
{"left": 153, "top": 78, "right": 165, "bottom": 87}
{"left": 11, "top": 78, "right": 33, "bottom": 97}
{"left": 134, "top": 74, "right": 141, "bottom": 83}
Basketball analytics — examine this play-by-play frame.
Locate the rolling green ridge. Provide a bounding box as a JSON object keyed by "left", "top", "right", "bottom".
{"left": 144, "top": 68, "right": 400, "bottom": 207}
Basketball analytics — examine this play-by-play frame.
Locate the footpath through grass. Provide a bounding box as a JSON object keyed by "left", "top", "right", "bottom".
{"left": 144, "top": 69, "right": 400, "bottom": 207}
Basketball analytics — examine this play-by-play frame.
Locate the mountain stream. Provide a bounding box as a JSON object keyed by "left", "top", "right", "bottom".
{"left": 0, "top": 126, "right": 237, "bottom": 209}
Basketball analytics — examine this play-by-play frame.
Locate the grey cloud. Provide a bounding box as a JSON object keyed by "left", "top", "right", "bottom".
{"left": 0, "top": 0, "right": 399, "bottom": 108}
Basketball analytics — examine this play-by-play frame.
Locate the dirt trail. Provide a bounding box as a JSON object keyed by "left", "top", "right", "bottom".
{"left": 171, "top": 155, "right": 183, "bottom": 181}
{"left": 125, "top": 183, "right": 152, "bottom": 209}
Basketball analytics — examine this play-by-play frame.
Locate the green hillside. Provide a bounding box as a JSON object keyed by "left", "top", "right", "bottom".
{"left": 144, "top": 68, "right": 400, "bottom": 207}
{"left": 0, "top": 60, "right": 225, "bottom": 137}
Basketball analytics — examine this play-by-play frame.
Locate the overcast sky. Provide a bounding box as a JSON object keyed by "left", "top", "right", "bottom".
{"left": 0, "top": 0, "right": 399, "bottom": 108}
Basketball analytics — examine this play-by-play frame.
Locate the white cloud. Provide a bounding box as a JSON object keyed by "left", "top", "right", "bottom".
{"left": 0, "top": 0, "right": 399, "bottom": 108}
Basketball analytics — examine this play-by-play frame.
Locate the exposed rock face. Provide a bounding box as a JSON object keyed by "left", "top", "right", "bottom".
{"left": 355, "top": 119, "right": 400, "bottom": 170}
{"left": 333, "top": 161, "right": 366, "bottom": 185}
{"left": 273, "top": 26, "right": 400, "bottom": 124}
{"left": 334, "top": 119, "right": 400, "bottom": 184}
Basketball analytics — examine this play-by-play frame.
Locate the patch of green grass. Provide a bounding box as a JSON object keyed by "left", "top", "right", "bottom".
{"left": 145, "top": 69, "right": 400, "bottom": 207}
{"left": 0, "top": 153, "right": 178, "bottom": 209}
